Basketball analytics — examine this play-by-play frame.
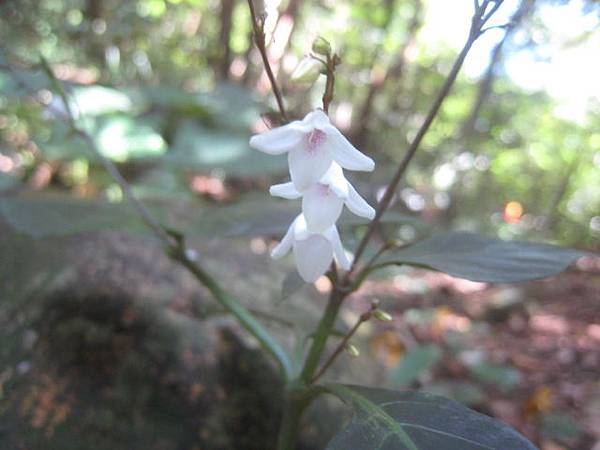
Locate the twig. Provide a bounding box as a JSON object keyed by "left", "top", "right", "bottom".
{"left": 310, "top": 304, "right": 376, "bottom": 383}
{"left": 247, "top": 0, "right": 288, "bottom": 121}
{"left": 347, "top": 1, "right": 505, "bottom": 277}
{"left": 322, "top": 54, "right": 339, "bottom": 113}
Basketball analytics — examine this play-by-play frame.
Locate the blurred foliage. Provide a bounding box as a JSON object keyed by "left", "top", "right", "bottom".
{"left": 0, "top": 0, "right": 598, "bottom": 249}
{"left": 1, "top": 1, "right": 598, "bottom": 448}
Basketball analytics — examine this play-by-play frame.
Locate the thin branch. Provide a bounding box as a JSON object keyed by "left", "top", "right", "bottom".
{"left": 347, "top": 1, "right": 505, "bottom": 278}
{"left": 310, "top": 305, "right": 375, "bottom": 383}
{"left": 322, "top": 53, "right": 339, "bottom": 114}
{"left": 300, "top": 288, "right": 344, "bottom": 382}
{"left": 247, "top": 0, "right": 288, "bottom": 121}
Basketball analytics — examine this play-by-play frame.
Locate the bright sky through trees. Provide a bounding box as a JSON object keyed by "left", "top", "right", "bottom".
{"left": 423, "top": 0, "right": 600, "bottom": 123}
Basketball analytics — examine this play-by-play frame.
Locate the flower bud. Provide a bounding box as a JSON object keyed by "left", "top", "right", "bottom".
{"left": 373, "top": 310, "right": 393, "bottom": 322}
{"left": 312, "top": 37, "right": 331, "bottom": 57}
{"left": 290, "top": 57, "right": 323, "bottom": 85}
{"left": 345, "top": 343, "right": 360, "bottom": 358}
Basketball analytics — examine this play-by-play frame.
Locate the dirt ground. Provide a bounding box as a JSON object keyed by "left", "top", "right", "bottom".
{"left": 350, "top": 257, "right": 600, "bottom": 450}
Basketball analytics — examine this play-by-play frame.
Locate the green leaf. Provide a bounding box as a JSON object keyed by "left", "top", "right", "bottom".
{"left": 469, "top": 362, "right": 521, "bottom": 392}
{"left": 323, "top": 384, "right": 537, "bottom": 450}
{"left": 40, "top": 115, "right": 166, "bottom": 162}
{"left": 280, "top": 271, "right": 305, "bottom": 303}
{"left": 93, "top": 115, "right": 166, "bottom": 162}
{"left": 388, "top": 344, "right": 442, "bottom": 387}
{"left": 166, "top": 120, "right": 288, "bottom": 177}
{"left": 381, "top": 232, "right": 585, "bottom": 283}
{"left": 0, "top": 172, "right": 19, "bottom": 192}
{"left": 0, "top": 69, "right": 50, "bottom": 96}
{"left": 422, "top": 382, "right": 484, "bottom": 406}
{"left": 69, "top": 85, "right": 137, "bottom": 116}
{"left": 0, "top": 192, "right": 423, "bottom": 240}
{"left": 539, "top": 412, "right": 582, "bottom": 442}
{"left": 131, "top": 84, "right": 211, "bottom": 118}
{"left": 0, "top": 192, "right": 147, "bottom": 238}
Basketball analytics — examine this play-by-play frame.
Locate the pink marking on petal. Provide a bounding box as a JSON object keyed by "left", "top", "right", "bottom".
{"left": 316, "top": 183, "right": 331, "bottom": 197}
{"left": 306, "top": 129, "right": 327, "bottom": 155}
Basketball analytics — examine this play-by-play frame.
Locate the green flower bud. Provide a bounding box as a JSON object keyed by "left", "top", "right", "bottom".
{"left": 373, "top": 310, "right": 393, "bottom": 322}
{"left": 312, "top": 37, "right": 331, "bottom": 57}
{"left": 345, "top": 343, "right": 360, "bottom": 358}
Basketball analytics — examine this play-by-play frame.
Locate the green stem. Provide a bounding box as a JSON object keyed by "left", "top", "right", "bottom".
{"left": 174, "top": 250, "right": 293, "bottom": 380}
{"left": 300, "top": 289, "right": 344, "bottom": 382}
{"left": 276, "top": 395, "right": 304, "bottom": 450}
{"left": 276, "top": 383, "right": 324, "bottom": 450}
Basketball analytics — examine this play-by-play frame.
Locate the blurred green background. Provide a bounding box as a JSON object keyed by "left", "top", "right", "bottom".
{"left": 0, "top": 1, "right": 599, "bottom": 450}
{"left": 0, "top": 0, "right": 598, "bottom": 247}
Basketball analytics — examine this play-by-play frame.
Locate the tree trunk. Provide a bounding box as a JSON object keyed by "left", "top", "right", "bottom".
{"left": 218, "top": 0, "right": 235, "bottom": 80}
{"left": 351, "top": 0, "right": 423, "bottom": 147}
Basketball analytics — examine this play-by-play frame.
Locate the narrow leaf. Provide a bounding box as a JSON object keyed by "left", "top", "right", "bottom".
{"left": 382, "top": 232, "right": 585, "bottom": 283}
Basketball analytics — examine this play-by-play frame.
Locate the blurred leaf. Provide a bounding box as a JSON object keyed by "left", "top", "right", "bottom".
{"left": 539, "top": 412, "right": 582, "bottom": 443}
{"left": 324, "top": 384, "right": 537, "bottom": 450}
{"left": 94, "top": 114, "right": 166, "bottom": 162}
{"left": 69, "top": 85, "right": 136, "bottom": 116}
{"left": 388, "top": 344, "right": 442, "bottom": 387}
{"left": 188, "top": 196, "right": 421, "bottom": 238}
{"left": 132, "top": 85, "right": 211, "bottom": 118}
{"left": 166, "top": 120, "right": 288, "bottom": 177}
{"left": 0, "top": 172, "right": 19, "bottom": 191}
{"left": 381, "top": 232, "right": 585, "bottom": 283}
{"left": 0, "top": 226, "right": 67, "bottom": 308}
{"left": 131, "top": 169, "right": 194, "bottom": 200}
{"left": 200, "top": 83, "right": 261, "bottom": 129}
{"left": 0, "top": 191, "right": 426, "bottom": 240}
{"left": 470, "top": 362, "right": 522, "bottom": 392}
{"left": 40, "top": 115, "right": 166, "bottom": 162}
{"left": 422, "top": 382, "right": 484, "bottom": 406}
{"left": 0, "top": 69, "right": 50, "bottom": 96}
{"left": 280, "top": 271, "right": 305, "bottom": 302}
{"left": 0, "top": 192, "right": 147, "bottom": 238}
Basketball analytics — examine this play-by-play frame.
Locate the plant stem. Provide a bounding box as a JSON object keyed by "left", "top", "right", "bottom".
{"left": 310, "top": 308, "right": 372, "bottom": 383}
{"left": 276, "top": 390, "right": 304, "bottom": 450}
{"left": 348, "top": 2, "right": 503, "bottom": 275}
{"left": 300, "top": 288, "right": 344, "bottom": 383}
{"left": 172, "top": 248, "right": 293, "bottom": 378}
{"left": 322, "top": 54, "right": 338, "bottom": 113}
{"left": 247, "top": 0, "right": 288, "bottom": 121}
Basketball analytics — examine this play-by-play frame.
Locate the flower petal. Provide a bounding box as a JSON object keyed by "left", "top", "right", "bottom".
{"left": 292, "top": 213, "right": 310, "bottom": 240}
{"left": 345, "top": 182, "right": 376, "bottom": 219}
{"left": 319, "top": 162, "right": 349, "bottom": 198}
{"left": 293, "top": 234, "right": 333, "bottom": 282}
{"left": 302, "top": 109, "right": 330, "bottom": 129}
{"left": 271, "top": 219, "right": 295, "bottom": 259}
{"left": 302, "top": 184, "right": 345, "bottom": 233}
{"left": 324, "top": 124, "right": 375, "bottom": 171}
{"left": 249, "top": 120, "right": 309, "bottom": 155}
{"left": 288, "top": 146, "right": 333, "bottom": 191}
{"left": 324, "top": 225, "right": 351, "bottom": 270}
{"left": 269, "top": 182, "right": 302, "bottom": 199}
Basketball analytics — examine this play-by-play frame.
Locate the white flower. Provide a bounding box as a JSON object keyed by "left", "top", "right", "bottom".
{"left": 269, "top": 163, "right": 375, "bottom": 233}
{"left": 271, "top": 214, "right": 351, "bottom": 282}
{"left": 250, "top": 110, "right": 375, "bottom": 191}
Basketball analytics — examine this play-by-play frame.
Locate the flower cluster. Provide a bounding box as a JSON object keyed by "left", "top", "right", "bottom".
{"left": 250, "top": 110, "right": 375, "bottom": 282}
